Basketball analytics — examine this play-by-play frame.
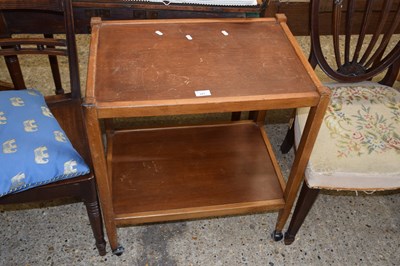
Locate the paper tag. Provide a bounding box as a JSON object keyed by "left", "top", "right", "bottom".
{"left": 195, "top": 90, "right": 211, "bottom": 97}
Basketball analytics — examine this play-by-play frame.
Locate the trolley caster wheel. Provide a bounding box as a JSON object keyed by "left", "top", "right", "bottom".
{"left": 272, "top": 230, "right": 283, "bottom": 241}
{"left": 112, "top": 245, "right": 125, "bottom": 256}
{"left": 283, "top": 232, "right": 295, "bottom": 245}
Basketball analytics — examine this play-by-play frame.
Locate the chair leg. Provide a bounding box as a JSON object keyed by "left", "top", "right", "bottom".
{"left": 280, "top": 111, "right": 296, "bottom": 154}
{"left": 81, "top": 180, "right": 107, "bottom": 256}
{"left": 284, "top": 182, "right": 320, "bottom": 245}
{"left": 231, "top": 111, "right": 241, "bottom": 121}
{"left": 280, "top": 123, "right": 295, "bottom": 154}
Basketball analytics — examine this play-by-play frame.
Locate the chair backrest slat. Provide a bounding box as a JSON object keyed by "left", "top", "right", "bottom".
{"left": 62, "top": 0, "right": 80, "bottom": 98}
{"left": 0, "top": 38, "right": 66, "bottom": 47}
{"left": 332, "top": 2, "right": 342, "bottom": 68}
{"left": 365, "top": 4, "right": 400, "bottom": 67}
{"left": 0, "top": 0, "right": 80, "bottom": 98}
{"left": 359, "top": 0, "right": 392, "bottom": 65}
{"left": 0, "top": 48, "right": 68, "bottom": 57}
{"left": 344, "top": 0, "right": 356, "bottom": 65}
{"left": 310, "top": 0, "right": 400, "bottom": 85}
{"left": 352, "top": 0, "right": 373, "bottom": 63}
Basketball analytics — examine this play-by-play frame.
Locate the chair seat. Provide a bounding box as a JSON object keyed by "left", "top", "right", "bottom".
{"left": 127, "top": 0, "right": 258, "bottom": 6}
{"left": 0, "top": 172, "right": 94, "bottom": 204}
{"left": 0, "top": 90, "right": 90, "bottom": 197}
{"left": 295, "top": 81, "right": 400, "bottom": 191}
{"left": 47, "top": 96, "right": 91, "bottom": 163}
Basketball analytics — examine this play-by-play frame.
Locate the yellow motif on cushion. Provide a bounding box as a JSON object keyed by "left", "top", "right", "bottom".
{"left": 10, "top": 97, "right": 24, "bottom": 107}
{"left": 64, "top": 160, "right": 78, "bottom": 175}
{"left": 34, "top": 146, "right": 49, "bottom": 164}
{"left": 54, "top": 131, "right": 67, "bottom": 142}
{"left": 0, "top": 112, "right": 6, "bottom": 124}
{"left": 23, "top": 120, "right": 38, "bottom": 132}
{"left": 3, "top": 139, "right": 17, "bottom": 153}
{"left": 27, "top": 90, "right": 39, "bottom": 96}
{"left": 10, "top": 172, "right": 26, "bottom": 190}
{"left": 41, "top": 106, "right": 54, "bottom": 117}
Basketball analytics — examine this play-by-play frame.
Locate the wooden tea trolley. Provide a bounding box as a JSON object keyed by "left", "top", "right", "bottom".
{"left": 84, "top": 15, "right": 330, "bottom": 255}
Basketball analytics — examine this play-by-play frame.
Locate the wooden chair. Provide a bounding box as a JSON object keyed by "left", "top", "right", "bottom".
{"left": 280, "top": 0, "right": 400, "bottom": 245}
{"left": 0, "top": 0, "right": 106, "bottom": 255}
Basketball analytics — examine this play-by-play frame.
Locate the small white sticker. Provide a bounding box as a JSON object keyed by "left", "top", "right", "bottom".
{"left": 155, "top": 31, "right": 163, "bottom": 36}
{"left": 195, "top": 90, "right": 211, "bottom": 97}
{"left": 186, "top": 35, "right": 193, "bottom": 40}
{"left": 221, "top": 30, "right": 229, "bottom": 36}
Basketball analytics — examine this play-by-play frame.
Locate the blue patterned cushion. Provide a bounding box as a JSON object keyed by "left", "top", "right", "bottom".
{"left": 0, "top": 89, "right": 90, "bottom": 197}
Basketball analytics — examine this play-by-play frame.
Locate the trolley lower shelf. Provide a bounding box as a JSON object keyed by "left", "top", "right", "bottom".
{"left": 107, "top": 121, "right": 286, "bottom": 226}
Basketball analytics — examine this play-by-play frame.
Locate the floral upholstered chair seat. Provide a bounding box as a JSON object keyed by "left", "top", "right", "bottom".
{"left": 295, "top": 82, "right": 400, "bottom": 190}
{"left": 281, "top": 0, "right": 400, "bottom": 246}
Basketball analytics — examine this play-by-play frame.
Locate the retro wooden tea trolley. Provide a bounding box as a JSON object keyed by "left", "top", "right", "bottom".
{"left": 84, "top": 16, "right": 330, "bottom": 254}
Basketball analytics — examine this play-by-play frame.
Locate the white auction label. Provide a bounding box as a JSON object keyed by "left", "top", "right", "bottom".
{"left": 195, "top": 90, "right": 212, "bottom": 97}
